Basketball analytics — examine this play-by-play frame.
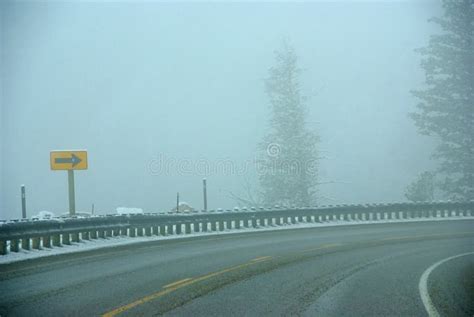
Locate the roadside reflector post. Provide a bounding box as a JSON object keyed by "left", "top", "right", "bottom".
{"left": 176, "top": 192, "right": 180, "bottom": 213}
{"left": 21, "top": 185, "right": 27, "bottom": 219}
{"left": 68, "top": 170, "right": 76, "bottom": 216}
{"left": 203, "top": 178, "right": 207, "bottom": 212}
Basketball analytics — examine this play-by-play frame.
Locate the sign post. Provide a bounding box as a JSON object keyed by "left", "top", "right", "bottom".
{"left": 50, "top": 150, "right": 88, "bottom": 216}
{"left": 21, "top": 185, "right": 27, "bottom": 218}
{"left": 68, "top": 170, "right": 76, "bottom": 216}
{"left": 176, "top": 192, "right": 180, "bottom": 213}
{"left": 203, "top": 178, "right": 207, "bottom": 212}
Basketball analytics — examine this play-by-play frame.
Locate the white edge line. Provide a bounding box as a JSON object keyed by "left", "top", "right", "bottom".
{"left": 418, "top": 251, "right": 474, "bottom": 317}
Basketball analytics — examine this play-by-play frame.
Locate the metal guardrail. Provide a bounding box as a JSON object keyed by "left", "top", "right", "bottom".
{"left": 0, "top": 201, "right": 472, "bottom": 255}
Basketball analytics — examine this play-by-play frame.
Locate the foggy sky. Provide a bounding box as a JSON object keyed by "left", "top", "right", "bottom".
{"left": 1, "top": 1, "right": 442, "bottom": 219}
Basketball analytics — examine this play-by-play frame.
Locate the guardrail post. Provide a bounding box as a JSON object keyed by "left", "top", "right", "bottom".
{"left": 71, "top": 233, "right": 80, "bottom": 242}
{"left": 291, "top": 216, "right": 298, "bottom": 224}
{"left": 10, "top": 239, "right": 19, "bottom": 252}
{"left": 277, "top": 216, "right": 283, "bottom": 225}
{"left": 252, "top": 218, "right": 258, "bottom": 228}
{"left": 185, "top": 223, "right": 191, "bottom": 234}
{"left": 145, "top": 227, "right": 152, "bottom": 236}
{"left": 0, "top": 241, "right": 6, "bottom": 255}
{"left": 219, "top": 220, "right": 225, "bottom": 231}
{"left": 159, "top": 224, "right": 167, "bottom": 236}
{"left": 63, "top": 233, "right": 71, "bottom": 245}
{"left": 176, "top": 223, "right": 182, "bottom": 235}
{"left": 90, "top": 230, "right": 98, "bottom": 239}
{"left": 43, "top": 236, "right": 51, "bottom": 248}
{"left": 167, "top": 224, "right": 174, "bottom": 235}
{"left": 22, "top": 237, "right": 30, "bottom": 250}
{"left": 193, "top": 222, "right": 200, "bottom": 233}
{"left": 32, "top": 237, "right": 40, "bottom": 249}
{"left": 454, "top": 208, "right": 460, "bottom": 217}
{"left": 52, "top": 234, "right": 61, "bottom": 247}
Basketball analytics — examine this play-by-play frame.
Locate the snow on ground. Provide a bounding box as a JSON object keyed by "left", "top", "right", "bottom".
{"left": 31, "top": 211, "right": 55, "bottom": 220}
{"left": 0, "top": 215, "right": 472, "bottom": 265}
{"left": 116, "top": 207, "right": 144, "bottom": 215}
{"left": 60, "top": 211, "right": 92, "bottom": 218}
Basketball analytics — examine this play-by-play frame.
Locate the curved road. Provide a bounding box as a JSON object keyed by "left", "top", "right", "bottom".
{"left": 0, "top": 220, "right": 473, "bottom": 317}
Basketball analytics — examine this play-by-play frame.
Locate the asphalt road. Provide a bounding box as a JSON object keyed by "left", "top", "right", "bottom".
{"left": 0, "top": 220, "right": 472, "bottom": 317}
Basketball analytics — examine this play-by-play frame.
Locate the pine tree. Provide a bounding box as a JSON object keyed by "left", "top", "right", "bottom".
{"left": 411, "top": 0, "right": 473, "bottom": 200}
{"left": 405, "top": 171, "right": 435, "bottom": 202}
{"left": 257, "top": 42, "right": 319, "bottom": 207}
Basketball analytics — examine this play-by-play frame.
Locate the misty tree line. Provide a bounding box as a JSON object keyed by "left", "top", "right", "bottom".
{"left": 258, "top": 42, "right": 319, "bottom": 207}
{"left": 254, "top": 0, "right": 472, "bottom": 207}
{"left": 406, "top": 0, "right": 473, "bottom": 202}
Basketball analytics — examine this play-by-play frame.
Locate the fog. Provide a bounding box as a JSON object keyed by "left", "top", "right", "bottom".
{"left": 1, "top": 1, "right": 442, "bottom": 219}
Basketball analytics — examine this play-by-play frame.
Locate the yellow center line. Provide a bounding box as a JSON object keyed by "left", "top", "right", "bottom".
{"left": 102, "top": 231, "right": 474, "bottom": 317}
{"left": 163, "top": 278, "right": 193, "bottom": 289}
{"left": 102, "top": 256, "right": 273, "bottom": 317}
{"left": 299, "top": 243, "right": 343, "bottom": 253}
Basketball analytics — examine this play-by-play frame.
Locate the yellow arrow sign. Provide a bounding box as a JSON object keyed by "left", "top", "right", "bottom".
{"left": 50, "top": 150, "right": 88, "bottom": 170}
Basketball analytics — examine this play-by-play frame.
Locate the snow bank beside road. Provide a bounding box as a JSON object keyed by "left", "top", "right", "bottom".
{"left": 32, "top": 211, "right": 55, "bottom": 220}
{"left": 116, "top": 207, "right": 144, "bottom": 215}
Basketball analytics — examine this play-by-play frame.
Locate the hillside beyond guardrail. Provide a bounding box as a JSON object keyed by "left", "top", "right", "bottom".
{"left": 0, "top": 201, "right": 472, "bottom": 255}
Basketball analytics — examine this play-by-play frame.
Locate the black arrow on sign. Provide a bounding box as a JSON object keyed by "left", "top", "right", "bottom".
{"left": 55, "top": 154, "right": 82, "bottom": 167}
